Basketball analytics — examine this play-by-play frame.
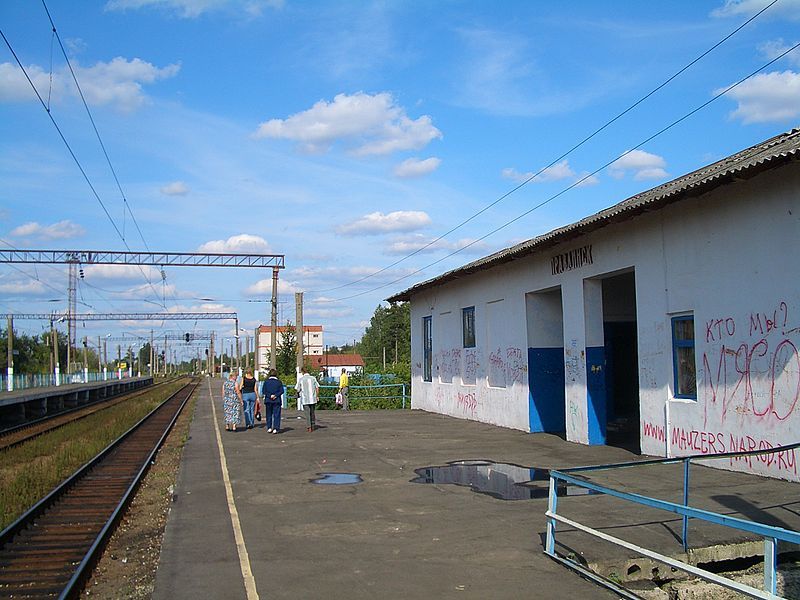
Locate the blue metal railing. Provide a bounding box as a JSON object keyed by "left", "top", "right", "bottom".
{"left": 285, "top": 383, "right": 409, "bottom": 409}
{"left": 546, "top": 442, "right": 800, "bottom": 599}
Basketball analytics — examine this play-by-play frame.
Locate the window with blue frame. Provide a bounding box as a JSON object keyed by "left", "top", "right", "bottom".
{"left": 423, "top": 316, "right": 432, "bottom": 382}
{"left": 462, "top": 306, "right": 475, "bottom": 348}
{"left": 672, "top": 315, "right": 697, "bottom": 399}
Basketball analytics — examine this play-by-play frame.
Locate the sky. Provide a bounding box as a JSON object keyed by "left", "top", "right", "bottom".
{"left": 1, "top": 0, "right": 799, "bottom": 363}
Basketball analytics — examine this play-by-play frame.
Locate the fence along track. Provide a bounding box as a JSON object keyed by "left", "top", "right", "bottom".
{"left": 0, "top": 379, "right": 176, "bottom": 452}
{"left": 0, "top": 380, "right": 197, "bottom": 599}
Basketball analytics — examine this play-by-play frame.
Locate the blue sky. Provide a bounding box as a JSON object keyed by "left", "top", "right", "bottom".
{"left": 1, "top": 0, "right": 799, "bottom": 361}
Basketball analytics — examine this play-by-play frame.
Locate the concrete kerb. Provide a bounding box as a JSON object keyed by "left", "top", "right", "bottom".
{"left": 153, "top": 378, "right": 800, "bottom": 599}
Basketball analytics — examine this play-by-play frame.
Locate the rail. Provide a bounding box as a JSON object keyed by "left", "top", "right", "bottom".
{"left": 545, "top": 442, "right": 800, "bottom": 599}
{"left": 0, "top": 380, "right": 196, "bottom": 598}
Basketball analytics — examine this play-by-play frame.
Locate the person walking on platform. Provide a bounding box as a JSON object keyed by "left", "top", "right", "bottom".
{"left": 237, "top": 369, "right": 259, "bottom": 430}
{"left": 338, "top": 368, "right": 350, "bottom": 411}
{"left": 295, "top": 366, "right": 319, "bottom": 432}
{"left": 261, "top": 368, "right": 284, "bottom": 434}
{"left": 222, "top": 371, "right": 241, "bottom": 431}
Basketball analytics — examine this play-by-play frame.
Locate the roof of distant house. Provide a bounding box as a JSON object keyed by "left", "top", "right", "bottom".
{"left": 256, "top": 324, "right": 323, "bottom": 333}
{"left": 309, "top": 354, "right": 365, "bottom": 369}
{"left": 387, "top": 126, "right": 800, "bottom": 302}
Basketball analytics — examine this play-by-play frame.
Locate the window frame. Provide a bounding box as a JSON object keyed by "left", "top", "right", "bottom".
{"left": 462, "top": 306, "right": 476, "bottom": 349}
{"left": 422, "top": 316, "right": 433, "bottom": 382}
{"left": 671, "top": 314, "right": 697, "bottom": 400}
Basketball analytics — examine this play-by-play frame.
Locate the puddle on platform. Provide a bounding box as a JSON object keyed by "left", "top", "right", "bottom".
{"left": 411, "top": 460, "right": 598, "bottom": 500}
{"left": 312, "top": 473, "right": 363, "bottom": 485}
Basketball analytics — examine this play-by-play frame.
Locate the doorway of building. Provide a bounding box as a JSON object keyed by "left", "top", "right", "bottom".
{"left": 526, "top": 288, "right": 566, "bottom": 435}
{"left": 601, "top": 271, "right": 640, "bottom": 452}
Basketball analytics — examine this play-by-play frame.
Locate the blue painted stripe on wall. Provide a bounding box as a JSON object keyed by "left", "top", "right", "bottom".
{"left": 586, "top": 346, "right": 607, "bottom": 445}
{"left": 528, "top": 347, "right": 566, "bottom": 433}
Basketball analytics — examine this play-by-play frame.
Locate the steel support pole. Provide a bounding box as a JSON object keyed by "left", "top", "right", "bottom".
{"left": 270, "top": 266, "right": 279, "bottom": 370}
{"left": 6, "top": 315, "right": 13, "bottom": 392}
{"left": 296, "top": 292, "right": 304, "bottom": 376}
{"left": 682, "top": 459, "right": 691, "bottom": 552}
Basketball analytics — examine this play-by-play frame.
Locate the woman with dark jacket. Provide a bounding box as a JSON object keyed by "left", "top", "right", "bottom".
{"left": 261, "top": 368, "right": 284, "bottom": 434}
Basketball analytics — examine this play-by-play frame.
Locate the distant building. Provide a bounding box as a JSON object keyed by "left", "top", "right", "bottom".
{"left": 255, "top": 325, "right": 323, "bottom": 371}
{"left": 309, "top": 353, "right": 364, "bottom": 379}
{"left": 389, "top": 127, "right": 800, "bottom": 482}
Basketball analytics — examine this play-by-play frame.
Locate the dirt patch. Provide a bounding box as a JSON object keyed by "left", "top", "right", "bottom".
{"left": 84, "top": 390, "right": 197, "bottom": 598}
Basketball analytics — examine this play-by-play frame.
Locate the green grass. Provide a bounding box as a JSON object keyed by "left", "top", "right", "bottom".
{"left": 0, "top": 379, "right": 188, "bottom": 530}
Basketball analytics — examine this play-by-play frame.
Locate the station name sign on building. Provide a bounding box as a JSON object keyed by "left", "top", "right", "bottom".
{"left": 551, "top": 244, "right": 593, "bottom": 275}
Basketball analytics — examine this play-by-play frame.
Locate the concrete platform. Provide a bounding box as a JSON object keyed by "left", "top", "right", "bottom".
{"left": 153, "top": 378, "right": 800, "bottom": 599}
{"left": 0, "top": 377, "right": 153, "bottom": 428}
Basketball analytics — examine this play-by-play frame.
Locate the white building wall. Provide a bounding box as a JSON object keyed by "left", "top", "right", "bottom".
{"left": 408, "top": 163, "right": 800, "bottom": 480}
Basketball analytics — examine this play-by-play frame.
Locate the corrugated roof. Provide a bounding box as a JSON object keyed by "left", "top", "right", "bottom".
{"left": 387, "top": 126, "right": 800, "bottom": 302}
{"left": 309, "top": 354, "right": 365, "bottom": 368}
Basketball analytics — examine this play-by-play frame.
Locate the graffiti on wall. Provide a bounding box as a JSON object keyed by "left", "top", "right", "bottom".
{"left": 702, "top": 300, "right": 800, "bottom": 428}
{"left": 641, "top": 421, "right": 797, "bottom": 476}
{"left": 457, "top": 391, "right": 478, "bottom": 415}
{"left": 487, "top": 346, "right": 528, "bottom": 387}
{"left": 464, "top": 349, "right": 479, "bottom": 383}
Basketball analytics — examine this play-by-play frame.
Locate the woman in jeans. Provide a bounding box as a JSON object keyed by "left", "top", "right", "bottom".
{"left": 236, "top": 369, "right": 259, "bottom": 429}
{"left": 261, "top": 368, "right": 284, "bottom": 434}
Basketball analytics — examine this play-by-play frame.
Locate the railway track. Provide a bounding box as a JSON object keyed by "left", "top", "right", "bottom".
{"left": 0, "top": 379, "right": 176, "bottom": 452}
{"left": 0, "top": 379, "right": 197, "bottom": 599}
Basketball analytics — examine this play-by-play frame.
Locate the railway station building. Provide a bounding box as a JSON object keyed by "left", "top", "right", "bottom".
{"left": 388, "top": 127, "right": 800, "bottom": 481}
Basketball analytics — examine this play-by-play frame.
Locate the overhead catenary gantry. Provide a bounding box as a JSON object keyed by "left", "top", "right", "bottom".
{"left": 1, "top": 249, "right": 285, "bottom": 377}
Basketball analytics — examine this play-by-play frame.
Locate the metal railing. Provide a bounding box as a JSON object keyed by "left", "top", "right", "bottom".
{"left": 285, "top": 383, "right": 409, "bottom": 410}
{"left": 546, "top": 442, "right": 800, "bottom": 599}
{"left": 1, "top": 370, "right": 141, "bottom": 392}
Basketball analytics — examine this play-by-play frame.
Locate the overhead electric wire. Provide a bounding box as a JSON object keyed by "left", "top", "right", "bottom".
{"left": 39, "top": 0, "right": 169, "bottom": 311}
{"left": 319, "top": 40, "right": 800, "bottom": 303}
{"left": 306, "top": 0, "right": 781, "bottom": 295}
{"left": 40, "top": 0, "right": 152, "bottom": 256}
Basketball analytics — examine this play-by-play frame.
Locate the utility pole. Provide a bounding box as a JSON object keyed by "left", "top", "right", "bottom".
{"left": 6, "top": 315, "right": 13, "bottom": 392}
{"left": 383, "top": 346, "right": 386, "bottom": 370}
{"left": 67, "top": 261, "right": 77, "bottom": 378}
{"left": 97, "top": 335, "right": 102, "bottom": 379}
{"left": 270, "top": 267, "right": 279, "bottom": 370}
{"left": 103, "top": 335, "right": 108, "bottom": 381}
{"left": 245, "top": 334, "right": 250, "bottom": 370}
{"left": 296, "top": 292, "right": 304, "bottom": 375}
{"left": 51, "top": 317, "right": 60, "bottom": 386}
{"left": 82, "top": 336, "right": 88, "bottom": 383}
{"left": 235, "top": 316, "right": 241, "bottom": 373}
{"left": 209, "top": 332, "right": 215, "bottom": 376}
{"left": 150, "top": 330, "right": 154, "bottom": 377}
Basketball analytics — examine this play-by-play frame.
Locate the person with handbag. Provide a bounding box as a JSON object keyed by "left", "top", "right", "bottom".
{"left": 261, "top": 368, "right": 284, "bottom": 434}
{"left": 295, "top": 366, "right": 319, "bottom": 432}
{"left": 236, "top": 368, "right": 259, "bottom": 430}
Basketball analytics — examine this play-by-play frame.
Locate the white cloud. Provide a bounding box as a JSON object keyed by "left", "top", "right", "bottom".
{"left": 82, "top": 264, "right": 162, "bottom": 281}
{"left": 393, "top": 157, "right": 441, "bottom": 178}
{"left": 291, "top": 264, "right": 416, "bottom": 284}
{"left": 336, "top": 211, "right": 431, "bottom": 236}
{"left": 0, "top": 58, "right": 180, "bottom": 113}
{"left": 711, "top": 0, "right": 800, "bottom": 20}
{"left": 502, "top": 160, "right": 577, "bottom": 183}
{"left": 0, "top": 279, "right": 50, "bottom": 295}
{"left": 759, "top": 39, "right": 800, "bottom": 68}
{"left": 718, "top": 70, "right": 800, "bottom": 123}
{"left": 9, "top": 220, "right": 85, "bottom": 240}
{"left": 304, "top": 307, "right": 354, "bottom": 318}
{"left": 575, "top": 172, "right": 600, "bottom": 187}
{"left": 198, "top": 234, "right": 272, "bottom": 253}
{"left": 245, "top": 278, "right": 300, "bottom": 295}
{"left": 610, "top": 150, "right": 668, "bottom": 180}
{"left": 105, "top": 0, "right": 284, "bottom": 18}
{"left": 160, "top": 181, "right": 190, "bottom": 196}
{"left": 383, "top": 234, "right": 488, "bottom": 256}
{"left": 252, "top": 92, "right": 442, "bottom": 156}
